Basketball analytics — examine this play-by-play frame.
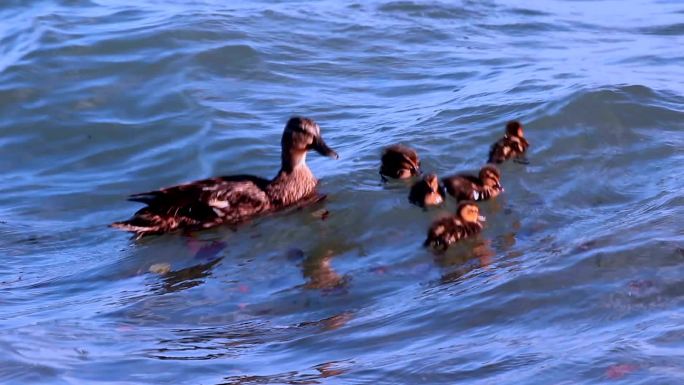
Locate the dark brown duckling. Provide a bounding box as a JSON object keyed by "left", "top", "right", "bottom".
{"left": 424, "top": 201, "right": 485, "bottom": 250}
{"left": 409, "top": 173, "right": 445, "bottom": 208}
{"left": 488, "top": 120, "right": 529, "bottom": 164}
{"left": 112, "top": 116, "right": 338, "bottom": 238}
{"left": 380, "top": 144, "right": 420, "bottom": 180}
{"left": 442, "top": 164, "right": 503, "bottom": 202}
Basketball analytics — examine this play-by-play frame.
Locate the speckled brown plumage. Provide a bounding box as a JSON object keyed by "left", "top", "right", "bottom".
{"left": 425, "top": 201, "right": 484, "bottom": 250}
{"left": 380, "top": 144, "right": 421, "bottom": 180}
{"left": 111, "top": 117, "right": 338, "bottom": 238}
{"left": 409, "top": 173, "right": 444, "bottom": 208}
{"left": 442, "top": 165, "right": 503, "bottom": 202}
{"left": 488, "top": 121, "right": 529, "bottom": 164}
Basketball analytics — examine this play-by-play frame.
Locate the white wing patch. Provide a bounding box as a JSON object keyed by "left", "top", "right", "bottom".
{"left": 208, "top": 198, "right": 230, "bottom": 209}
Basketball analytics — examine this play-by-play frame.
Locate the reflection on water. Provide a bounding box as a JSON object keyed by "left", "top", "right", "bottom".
{"left": 436, "top": 239, "right": 496, "bottom": 284}
{"left": 298, "top": 312, "right": 354, "bottom": 332}
{"left": 219, "top": 360, "right": 350, "bottom": 385}
{"left": 156, "top": 257, "right": 223, "bottom": 294}
{"left": 301, "top": 250, "right": 350, "bottom": 293}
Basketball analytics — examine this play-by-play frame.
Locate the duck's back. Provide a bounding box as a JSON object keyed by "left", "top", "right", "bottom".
{"left": 488, "top": 136, "right": 529, "bottom": 163}
{"left": 442, "top": 174, "right": 479, "bottom": 201}
{"left": 425, "top": 216, "right": 482, "bottom": 249}
{"left": 112, "top": 175, "right": 272, "bottom": 237}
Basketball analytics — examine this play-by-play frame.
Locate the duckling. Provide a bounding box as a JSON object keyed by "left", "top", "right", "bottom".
{"left": 488, "top": 120, "right": 529, "bottom": 164}
{"left": 409, "top": 173, "right": 445, "bottom": 207}
{"left": 112, "top": 116, "right": 338, "bottom": 238}
{"left": 380, "top": 144, "right": 420, "bottom": 180}
{"left": 442, "top": 164, "right": 503, "bottom": 202}
{"left": 424, "top": 201, "right": 485, "bottom": 250}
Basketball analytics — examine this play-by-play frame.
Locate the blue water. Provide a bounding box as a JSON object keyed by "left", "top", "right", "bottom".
{"left": 1, "top": 1, "right": 683, "bottom": 384}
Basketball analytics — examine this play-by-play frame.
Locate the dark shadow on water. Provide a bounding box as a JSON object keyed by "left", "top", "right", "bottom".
{"left": 146, "top": 321, "right": 277, "bottom": 361}
{"left": 146, "top": 311, "right": 354, "bottom": 361}
{"left": 218, "top": 360, "right": 351, "bottom": 385}
{"left": 151, "top": 240, "right": 227, "bottom": 294}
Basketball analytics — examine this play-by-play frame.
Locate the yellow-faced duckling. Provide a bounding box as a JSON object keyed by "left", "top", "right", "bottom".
{"left": 380, "top": 144, "right": 420, "bottom": 180}
{"left": 409, "top": 173, "right": 445, "bottom": 208}
{"left": 112, "top": 116, "right": 338, "bottom": 238}
{"left": 488, "top": 120, "right": 529, "bottom": 164}
{"left": 442, "top": 164, "right": 503, "bottom": 202}
{"left": 424, "top": 201, "right": 485, "bottom": 250}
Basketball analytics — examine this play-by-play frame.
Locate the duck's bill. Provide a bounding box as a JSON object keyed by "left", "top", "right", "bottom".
{"left": 313, "top": 136, "right": 339, "bottom": 159}
{"left": 478, "top": 215, "right": 487, "bottom": 222}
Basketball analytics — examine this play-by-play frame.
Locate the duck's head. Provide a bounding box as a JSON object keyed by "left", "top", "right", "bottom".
{"left": 505, "top": 120, "right": 524, "bottom": 138}
{"left": 382, "top": 144, "right": 421, "bottom": 179}
{"left": 457, "top": 201, "right": 485, "bottom": 224}
{"left": 282, "top": 116, "right": 339, "bottom": 161}
{"left": 422, "top": 173, "right": 444, "bottom": 205}
{"left": 479, "top": 164, "right": 503, "bottom": 191}
{"left": 424, "top": 173, "right": 440, "bottom": 193}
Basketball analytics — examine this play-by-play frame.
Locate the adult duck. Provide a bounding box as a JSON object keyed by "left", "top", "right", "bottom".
{"left": 112, "top": 117, "right": 338, "bottom": 238}
{"left": 488, "top": 120, "right": 529, "bottom": 164}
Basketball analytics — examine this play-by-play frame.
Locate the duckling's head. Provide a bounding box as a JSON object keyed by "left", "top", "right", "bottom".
{"left": 479, "top": 164, "right": 502, "bottom": 189}
{"left": 505, "top": 120, "right": 524, "bottom": 138}
{"left": 282, "top": 116, "right": 339, "bottom": 159}
{"left": 424, "top": 173, "right": 440, "bottom": 193}
{"left": 381, "top": 145, "right": 421, "bottom": 179}
{"left": 457, "top": 201, "right": 485, "bottom": 224}
{"left": 422, "top": 173, "right": 444, "bottom": 206}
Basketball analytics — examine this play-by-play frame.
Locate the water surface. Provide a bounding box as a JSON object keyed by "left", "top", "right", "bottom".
{"left": 1, "top": 0, "right": 683, "bottom": 384}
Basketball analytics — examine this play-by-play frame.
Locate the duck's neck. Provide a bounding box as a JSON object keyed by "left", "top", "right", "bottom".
{"left": 280, "top": 150, "right": 307, "bottom": 174}
{"left": 267, "top": 150, "right": 318, "bottom": 207}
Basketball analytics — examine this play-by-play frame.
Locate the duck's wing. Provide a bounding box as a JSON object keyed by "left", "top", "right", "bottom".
{"left": 462, "top": 222, "right": 484, "bottom": 238}
{"left": 127, "top": 175, "right": 268, "bottom": 204}
{"left": 508, "top": 136, "right": 529, "bottom": 153}
{"left": 425, "top": 217, "right": 462, "bottom": 249}
{"left": 113, "top": 175, "right": 271, "bottom": 237}
{"left": 408, "top": 181, "right": 427, "bottom": 206}
{"left": 488, "top": 138, "right": 510, "bottom": 164}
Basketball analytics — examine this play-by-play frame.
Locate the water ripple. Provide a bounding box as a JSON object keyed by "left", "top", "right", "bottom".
{"left": 1, "top": 0, "right": 683, "bottom": 384}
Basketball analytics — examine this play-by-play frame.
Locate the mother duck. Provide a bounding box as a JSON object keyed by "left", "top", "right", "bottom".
{"left": 112, "top": 117, "right": 338, "bottom": 238}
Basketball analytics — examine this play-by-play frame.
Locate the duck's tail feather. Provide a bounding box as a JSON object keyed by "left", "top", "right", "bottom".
{"left": 110, "top": 210, "right": 175, "bottom": 238}
{"left": 127, "top": 191, "right": 164, "bottom": 205}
